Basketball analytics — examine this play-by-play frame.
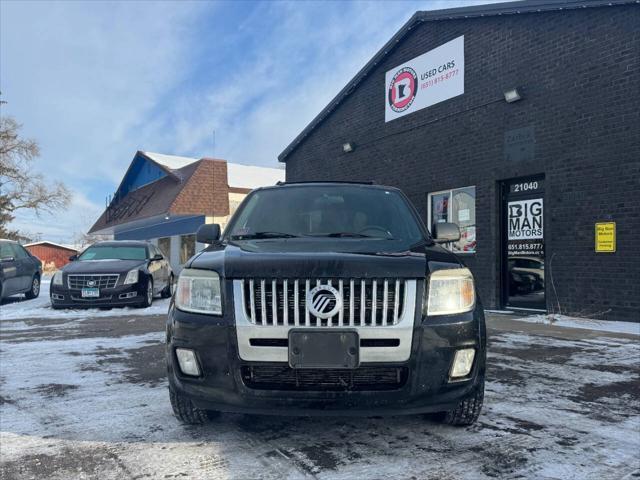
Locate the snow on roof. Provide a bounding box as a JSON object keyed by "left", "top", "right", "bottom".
{"left": 227, "top": 162, "right": 285, "bottom": 189}
{"left": 23, "top": 241, "right": 78, "bottom": 251}
{"left": 141, "top": 151, "right": 285, "bottom": 188}
{"left": 142, "top": 151, "right": 199, "bottom": 171}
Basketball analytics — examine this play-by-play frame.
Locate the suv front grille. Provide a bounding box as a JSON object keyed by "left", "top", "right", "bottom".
{"left": 67, "top": 274, "right": 119, "bottom": 289}
{"left": 241, "top": 365, "right": 407, "bottom": 391}
{"left": 240, "top": 278, "right": 406, "bottom": 327}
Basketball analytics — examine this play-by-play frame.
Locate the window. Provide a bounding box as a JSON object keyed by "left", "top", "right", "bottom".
{"left": 428, "top": 186, "right": 476, "bottom": 253}
{"left": 158, "top": 237, "right": 171, "bottom": 260}
{"left": 180, "top": 235, "right": 196, "bottom": 264}
{"left": 0, "top": 242, "right": 15, "bottom": 258}
{"left": 224, "top": 185, "right": 424, "bottom": 250}
{"left": 78, "top": 246, "right": 147, "bottom": 261}
{"left": 10, "top": 243, "right": 29, "bottom": 259}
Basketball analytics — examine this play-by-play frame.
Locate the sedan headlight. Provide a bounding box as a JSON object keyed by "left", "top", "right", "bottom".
{"left": 175, "top": 269, "right": 222, "bottom": 315}
{"left": 124, "top": 269, "right": 139, "bottom": 285}
{"left": 425, "top": 267, "right": 475, "bottom": 316}
{"left": 52, "top": 272, "right": 63, "bottom": 286}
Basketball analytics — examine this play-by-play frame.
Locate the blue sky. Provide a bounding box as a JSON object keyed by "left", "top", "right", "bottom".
{"left": 1, "top": 0, "right": 501, "bottom": 243}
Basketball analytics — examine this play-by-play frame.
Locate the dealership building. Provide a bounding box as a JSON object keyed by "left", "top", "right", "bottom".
{"left": 279, "top": 0, "right": 639, "bottom": 321}
{"left": 90, "top": 151, "right": 284, "bottom": 270}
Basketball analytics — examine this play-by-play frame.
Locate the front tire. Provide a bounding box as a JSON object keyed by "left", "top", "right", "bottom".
{"left": 169, "top": 388, "right": 214, "bottom": 425}
{"left": 25, "top": 275, "right": 40, "bottom": 300}
{"left": 442, "top": 380, "right": 484, "bottom": 426}
{"left": 161, "top": 274, "right": 174, "bottom": 299}
{"left": 139, "top": 277, "right": 154, "bottom": 308}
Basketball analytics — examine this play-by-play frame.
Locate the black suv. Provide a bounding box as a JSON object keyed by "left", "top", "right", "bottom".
{"left": 0, "top": 239, "right": 42, "bottom": 302}
{"left": 167, "top": 183, "right": 486, "bottom": 425}
{"left": 50, "top": 240, "right": 173, "bottom": 309}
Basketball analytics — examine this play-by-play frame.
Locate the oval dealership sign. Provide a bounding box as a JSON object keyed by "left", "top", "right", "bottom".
{"left": 385, "top": 36, "right": 465, "bottom": 122}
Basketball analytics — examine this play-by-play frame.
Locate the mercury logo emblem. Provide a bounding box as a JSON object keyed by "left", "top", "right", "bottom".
{"left": 306, "top": 284, "right": 343, "bottom": 319}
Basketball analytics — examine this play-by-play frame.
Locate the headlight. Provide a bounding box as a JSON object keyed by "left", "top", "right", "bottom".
{"left": 124, "top": 269, "right": 139, "bottom": 285}
{"left": 52, "top": 272, "right": 63, "bottom": 286}
{"left": 425, "top": 267, "right": 475, "bottom": 316}
{"left": 175, "top": 269, "right": 222, "bottom": 315}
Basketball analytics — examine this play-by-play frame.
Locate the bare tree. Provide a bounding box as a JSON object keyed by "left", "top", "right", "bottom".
{"left": 0, "top": 115, "right": 71, "bottom": 240}
{"left": 72, "top": 230, "right": 112, "bottom": 249}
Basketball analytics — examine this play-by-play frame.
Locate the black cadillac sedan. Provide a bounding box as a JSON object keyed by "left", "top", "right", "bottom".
{"left": 50, "top": 240, "right": 173, "bottom": 309}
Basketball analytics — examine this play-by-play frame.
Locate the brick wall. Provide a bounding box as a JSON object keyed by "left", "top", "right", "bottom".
{"left": 283, "top": 5, "right": 640, "bottom": 321}
{"left": 171, "top": 159, "right": 230, "bottom": 217}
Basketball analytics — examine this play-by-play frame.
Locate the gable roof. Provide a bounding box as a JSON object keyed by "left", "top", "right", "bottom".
{"left": 89, "top": 160, "right": 203, "bottom": 234}
{"left": 23, "top": 241, "right": 78, "bottom": 252}
{"left": 142, "top": 151, "right": 199, "bottom": 171}
{"left": 277, "top": 0, "right": 636, "bottom": 162}
{"left": 110, "top": 151, "right": 199, "bottom": 203}
{"left": 89, "top": 154, "right": 285, "bottom": 234}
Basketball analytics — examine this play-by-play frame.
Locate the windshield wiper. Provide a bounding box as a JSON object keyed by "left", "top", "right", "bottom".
{"left": 230, "top": 231, "right": 300, "bottom": 240}
{"left": 308, "top": 232, "right": 394, "bottom": 238}
{"left": 323, "top": 232, "right": 372, "bottom": 238}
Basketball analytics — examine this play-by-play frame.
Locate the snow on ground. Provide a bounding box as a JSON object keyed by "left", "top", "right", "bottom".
{"left": 0, "top": 310, "right": 639, "bottom": 479}
{"left": 507, "top": 313, "right": 640, "bottom": 336}
{"left": 0, "top": 280, "right": 170, "bottom": 321}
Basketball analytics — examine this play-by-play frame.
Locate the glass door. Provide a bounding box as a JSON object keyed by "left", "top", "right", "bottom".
{"left": 502, "top": 176, "right": 546, "bottom": 311}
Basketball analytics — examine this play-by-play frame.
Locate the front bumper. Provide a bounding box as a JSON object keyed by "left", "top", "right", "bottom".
{"left": 50, "top": 282, "right": 144, "bottom": 308}
{"left": 167, "top": 304, "right": 486, "bottom": 416}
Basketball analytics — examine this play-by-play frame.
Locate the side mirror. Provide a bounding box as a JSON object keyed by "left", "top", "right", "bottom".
{"left": 433, "top": 222, "right": 461, "bottom": 244}
{"left": 69, "top": 254, "right": 78, "bottom": 261}
{"left": 151, "top": 254, "right": 164, "bottom": 261}
{"left": 0, "top": 256, "right": 15, "bottom": 263}
{"left": 196, "top": 223, "right": 221, "bottom": 244}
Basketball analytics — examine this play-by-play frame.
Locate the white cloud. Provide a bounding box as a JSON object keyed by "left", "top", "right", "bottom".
{"left": 1, "top": 1, "right": 211, "bottom": 239}
{"left": 2, "top": 0, "right": 505, "bottom": 242}
{"left": 10, "top": 191, "right": 104, "bottom": 244}
{"left": 159, "top": 0, "right": 508, "bottom": 168}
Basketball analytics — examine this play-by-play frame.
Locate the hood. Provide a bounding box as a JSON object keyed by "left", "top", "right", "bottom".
{"left": 188, "top": 238, "right": 461, "bottom": 279}
{"left": 62, "top": 259, "right": 146, "bottom": 274}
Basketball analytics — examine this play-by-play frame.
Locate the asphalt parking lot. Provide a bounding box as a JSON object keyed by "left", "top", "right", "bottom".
{"left": 1, "top": 298, "right": 639, "bottom": 479}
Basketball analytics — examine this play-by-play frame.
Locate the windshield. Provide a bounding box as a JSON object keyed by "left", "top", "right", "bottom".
{"left": 78, "top": 246, "right": 147, "bottom": 261}
{"left": 225, "top": 185, "right": 425, "bottom": 245}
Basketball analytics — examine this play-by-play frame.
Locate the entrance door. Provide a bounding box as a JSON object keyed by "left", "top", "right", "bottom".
{"left": 501, "top": 176, "right": 545, "bottom": 311}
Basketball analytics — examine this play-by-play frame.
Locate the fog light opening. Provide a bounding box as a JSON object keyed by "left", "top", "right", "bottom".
{"left": 450, "top": 348, "right": 475, "bottom": 378}
{"left": 176, "top": 348, "right": 201, "bottom": 376}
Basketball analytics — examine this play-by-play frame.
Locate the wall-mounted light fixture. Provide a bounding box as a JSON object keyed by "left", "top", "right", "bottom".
{"left": 164, "top": 214, "right": 171, "bottom": 221}
{"left": 503, "top": 88, "right": 522, "bottom": 103}
{"left": 342, "top": 142, "right": 355, "bottom": 153}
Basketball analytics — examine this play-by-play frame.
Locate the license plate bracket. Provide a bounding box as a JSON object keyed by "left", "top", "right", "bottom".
{"left": 289, "top": 329, "right": 359, "bottom": 369}
{"left": 81, "top": 288, "right": 100, "bottom": 298}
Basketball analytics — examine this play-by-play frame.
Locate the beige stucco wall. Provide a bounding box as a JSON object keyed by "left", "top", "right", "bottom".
{"left": 205, "top": 191, "right": 248, "bottom": 233}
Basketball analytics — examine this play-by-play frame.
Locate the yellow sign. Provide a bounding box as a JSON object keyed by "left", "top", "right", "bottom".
{"left": 595, "top": 222, "right": 616, "bottom": 253}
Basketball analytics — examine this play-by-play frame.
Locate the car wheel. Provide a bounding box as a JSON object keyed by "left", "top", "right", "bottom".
{"left": 139, "top": 277, "right": 154, "bottom": 308}
{"left": 25, "top": 275, "right": 40, "bottom": 300}
{"left": 161, "top": 274, "right": 174, "bottom": 299}
{"left": 169, "top": 387, "right": 217, "bottom": 425}
{"left": 441, "top": 379, "right": 484, "bottom": 426}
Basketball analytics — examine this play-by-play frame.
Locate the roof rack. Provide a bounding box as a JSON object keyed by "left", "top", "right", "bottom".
{"left": 275, "top": 180, "right": 376, "bottom": 186}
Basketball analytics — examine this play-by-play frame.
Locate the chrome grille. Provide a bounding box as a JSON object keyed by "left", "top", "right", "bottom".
{"left": 240, "top": 278, "right": 406, "bottom": 327}
{"left": 67, "top": 274, "right": 119, "bottom": 289}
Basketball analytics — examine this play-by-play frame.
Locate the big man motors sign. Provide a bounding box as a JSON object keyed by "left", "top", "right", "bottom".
{"left": 385, "top": 36, "right": 464, "bottom": 122}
